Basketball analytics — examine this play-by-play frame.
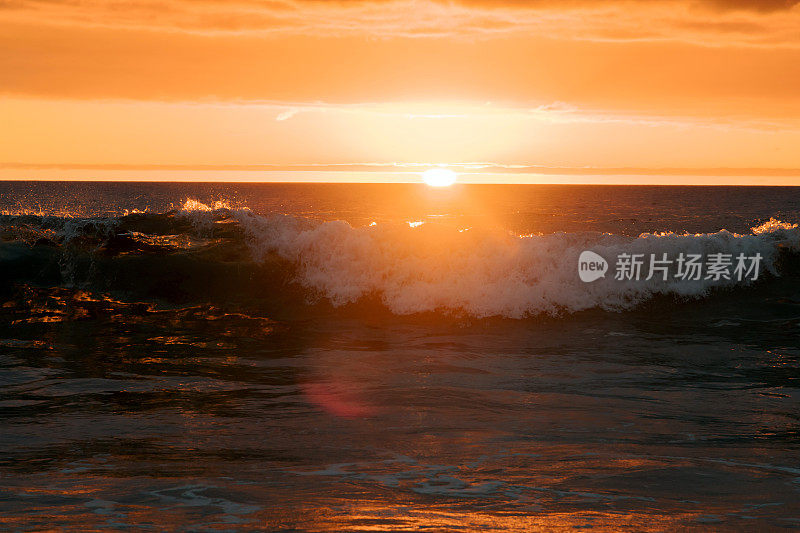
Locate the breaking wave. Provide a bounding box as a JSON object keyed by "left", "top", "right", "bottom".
{"left": 1, "top": 199, "right": 799, "bottom": 318}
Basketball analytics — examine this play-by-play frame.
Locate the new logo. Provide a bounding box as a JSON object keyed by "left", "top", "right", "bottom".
{"left": 578, "top": 251, "right": 608, "bottom": 282}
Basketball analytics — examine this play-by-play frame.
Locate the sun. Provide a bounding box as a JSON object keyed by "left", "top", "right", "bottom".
{"left": 421, "top": 168, "right": 457, "bottom": 187}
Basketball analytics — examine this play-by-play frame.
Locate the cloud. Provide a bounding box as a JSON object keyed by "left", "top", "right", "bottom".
{"left": 705, "top": 0, "right": 797, "bottom": 10}
{"left": 0, "top": 0, "right": 798, "bottom": 46}
{"left": 276, "top": 108, "right": 299, "bottom": 121}
{"left": 4, "top": 0, "right": 796, "bottom": 11}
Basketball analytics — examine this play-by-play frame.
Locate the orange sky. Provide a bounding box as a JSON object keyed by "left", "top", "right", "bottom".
{"left": 1, "top": 0, "right": 799, "bottom": 182}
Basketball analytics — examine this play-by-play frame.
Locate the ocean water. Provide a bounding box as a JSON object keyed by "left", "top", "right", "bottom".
{"left": 1, "top": 181, "right": 800, "bottom": 530}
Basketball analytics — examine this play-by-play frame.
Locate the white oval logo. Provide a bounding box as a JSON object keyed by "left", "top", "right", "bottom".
{"left": 578, "top": 251, "right": 608, "bottom": 282}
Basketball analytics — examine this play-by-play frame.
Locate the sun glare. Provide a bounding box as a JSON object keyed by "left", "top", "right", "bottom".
{"left": 421, "top": 168, "right": 457, "bottom": 187}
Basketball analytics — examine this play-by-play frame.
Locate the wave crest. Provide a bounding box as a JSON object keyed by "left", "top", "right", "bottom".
{"left": 3, "top": 201, "right": 799, "bottom": 318}
{"left": 228, "top": 208, "right": 800, "bottom": 318}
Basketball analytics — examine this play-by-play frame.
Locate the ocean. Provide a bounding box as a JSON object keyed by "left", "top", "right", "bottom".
{"left": 1, "top": 181, "right": 800, "bottom": 530}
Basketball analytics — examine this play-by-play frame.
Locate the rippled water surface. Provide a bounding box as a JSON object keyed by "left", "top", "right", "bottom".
{"left": 1, "top": 183, "right": 800, "bottom": 530}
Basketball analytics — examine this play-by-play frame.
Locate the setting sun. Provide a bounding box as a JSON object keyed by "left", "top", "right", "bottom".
{"left": 421, "top": 168, "right": 457, "bottom": 187}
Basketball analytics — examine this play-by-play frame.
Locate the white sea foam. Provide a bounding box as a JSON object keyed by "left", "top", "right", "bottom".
{"left": 181, "top": 201, "right": 800, "bottom": 318}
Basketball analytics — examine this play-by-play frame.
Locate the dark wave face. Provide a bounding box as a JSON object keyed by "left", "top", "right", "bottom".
{"left": 2, "top": 183, "right": 800, "bottom": 530}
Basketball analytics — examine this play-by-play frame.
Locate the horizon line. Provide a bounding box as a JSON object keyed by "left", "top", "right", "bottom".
{"left": 1, "top": 162, "right": 800, "bottom": 177}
